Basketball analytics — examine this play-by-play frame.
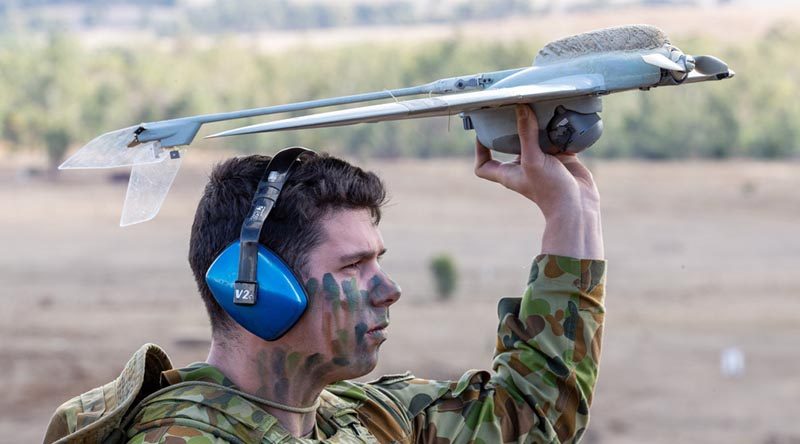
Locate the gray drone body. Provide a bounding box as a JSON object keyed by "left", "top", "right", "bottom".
{"left": 204, "top": 25, "right": 732, "bottom": 155}
{"left": 463, "top": 25, "right": 730, "bottom": 154}
{"left": 60, "top": 24, "right": 734, "bottom": 225}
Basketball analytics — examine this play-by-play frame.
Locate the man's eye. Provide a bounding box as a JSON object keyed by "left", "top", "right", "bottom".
{"left": 344, "top": 262, "right": 360, "bottom": 270}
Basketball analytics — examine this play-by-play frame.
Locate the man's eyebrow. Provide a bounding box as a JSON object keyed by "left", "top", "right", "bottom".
{"left": 339, "top": 248, "right": 387, "bottom": 264}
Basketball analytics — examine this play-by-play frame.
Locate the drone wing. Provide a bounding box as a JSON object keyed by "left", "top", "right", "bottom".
{"left": 207, "top": 79, "right": 603, "bottom": 139}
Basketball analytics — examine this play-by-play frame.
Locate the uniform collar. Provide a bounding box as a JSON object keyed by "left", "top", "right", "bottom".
{"left": 159, "top": 361, "right": 238, "bottom": 388}
{"left": 160, "top": 362, "right": 330, "bottom": 440}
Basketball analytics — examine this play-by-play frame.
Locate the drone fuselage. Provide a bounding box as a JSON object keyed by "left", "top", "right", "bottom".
{"left": 465, "top": 49, "right": 671, "bottom": 154}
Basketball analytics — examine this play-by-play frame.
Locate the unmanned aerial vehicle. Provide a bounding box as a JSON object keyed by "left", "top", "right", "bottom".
{"left": 59, "top": 24, "right": 735, "bottom": 226}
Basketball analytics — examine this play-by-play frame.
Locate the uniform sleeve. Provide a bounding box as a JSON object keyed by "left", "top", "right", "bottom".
{"left": 127, "top": 425, "right": 233, "bottom": 444}
{"left": 366, "top": 254, "right": 606, "bottom": 444}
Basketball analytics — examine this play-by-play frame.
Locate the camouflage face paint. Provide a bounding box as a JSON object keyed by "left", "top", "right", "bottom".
{"left": 303, "top": 269, "right": 397, "bottom": 375}
{"left": 336, "top": 329, "right": 350, "bottom": 347}
{"left": 267, "top": 348, "right": 281, "bottom": 371}
{"left": 304, "top": 277, "right": 319, "bottom": 298}
{"left": 272, "top": 361, "right": 289, "bottom": 399}
{"left": 354, "top": 322, "right": 368, "bottom": 346}
{"left": 254, "top": 349, "right": 333, "bottom": 394}
{"left": 302, "top": 353, "right": 323, "bottom": 372}
{"left": 252, "top": 349, "right": 289, "bottom": 401}
{"left": 342, "top": 278, "right": 362, "bottom": 312}
{"left": 332, "top": 356, "right": 350, "bottom": 367}
{"left": 331, "top": 328, "right": 351, "bottom": 366}
{"left": 272, "top": 378, "right": 289, "bottom": 401}
{"left": 322, "top": 273, "right": 341, "bottom": 311}
{"left": 286, "top": 352, "right": 302, "bottom": 373}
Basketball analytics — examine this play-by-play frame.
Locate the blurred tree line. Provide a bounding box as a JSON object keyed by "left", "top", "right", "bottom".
{"left": 1, "top": 1, "right": 739, "bottom": 33}
{"left": 0, "top": 26, "right": 798, "bottom": 166}
{"left": 0, "top": 0, "right": 546, "bottom": 33}
{"left": 186, "top": 0, "right": 537, "bottom": 31}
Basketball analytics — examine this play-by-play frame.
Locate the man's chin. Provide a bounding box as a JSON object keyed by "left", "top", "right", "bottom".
{"left": 342, "top": 351, "right": 381, "bottom": 380}
{"left": 324, "top": 342, "right": 385, "bottom": 382}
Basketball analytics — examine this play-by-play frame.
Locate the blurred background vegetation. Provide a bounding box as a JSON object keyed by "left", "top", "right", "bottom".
{"left": 429, "top": 253, "right": 458, "bottom": 301}
{"left": 0, "top": 0, "right": 798, "bottom": 166}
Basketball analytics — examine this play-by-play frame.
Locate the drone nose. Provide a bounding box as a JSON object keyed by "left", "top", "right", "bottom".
{"left": 692, "top": 55, "right": 730, "bottom": 76}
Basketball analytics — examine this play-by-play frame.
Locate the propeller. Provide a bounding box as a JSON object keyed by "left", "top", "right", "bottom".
{"left": 642, "top": 53, "right": 685, "bottom": 72}
{"left": 642, "top": 49, "right": 730, "bottom": 83}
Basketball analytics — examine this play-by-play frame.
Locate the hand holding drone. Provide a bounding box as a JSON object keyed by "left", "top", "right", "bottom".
{"left": 59, "top": 24, "right": 733, "bottom": 226}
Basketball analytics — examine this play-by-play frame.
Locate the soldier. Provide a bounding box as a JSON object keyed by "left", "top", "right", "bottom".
{"left": 45, "top": 105, "right": 605, "bottom": 443}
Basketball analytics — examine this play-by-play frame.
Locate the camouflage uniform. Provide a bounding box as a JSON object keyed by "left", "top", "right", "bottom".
{"left": 50, "top": 254, "right": 605, "bottom": 444}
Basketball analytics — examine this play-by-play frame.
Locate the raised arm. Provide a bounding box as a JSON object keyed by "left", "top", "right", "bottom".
{"left": 473, "top": 104, "right": 603, "bottom": 260}
{"left": 351, "top": 105, "right": 606, "bottom": 443}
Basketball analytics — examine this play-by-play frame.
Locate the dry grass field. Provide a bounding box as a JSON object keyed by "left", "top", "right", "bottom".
{"left": 1, "top": 152, "right": 799, "bottom": 443}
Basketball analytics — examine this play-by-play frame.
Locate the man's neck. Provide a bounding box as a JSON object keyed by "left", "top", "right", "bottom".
{"left": 206, "top": 339, "right": 325, "bottom": 438}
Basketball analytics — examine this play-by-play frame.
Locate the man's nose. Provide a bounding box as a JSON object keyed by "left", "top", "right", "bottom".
{"left": 368, "top": 271, "right": 401, "bottom": 307}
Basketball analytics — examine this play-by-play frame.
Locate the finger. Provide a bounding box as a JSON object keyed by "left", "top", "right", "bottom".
{"left": 474, "top": 139, "right": 504, "bottom": 183}
{"left": 515, "top": 105, "right": 545, "bottom": 166}
{"left": 474, "top": 137, "right": 491, "bottom": 166}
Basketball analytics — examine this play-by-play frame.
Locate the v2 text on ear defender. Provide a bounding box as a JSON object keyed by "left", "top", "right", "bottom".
{"left": 205, "top": 147, "right": 317, "bottom": 341}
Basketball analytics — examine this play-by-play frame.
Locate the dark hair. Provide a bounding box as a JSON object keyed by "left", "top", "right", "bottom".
{"left": 188, "top": 153, "right": 387, "bottom": 338}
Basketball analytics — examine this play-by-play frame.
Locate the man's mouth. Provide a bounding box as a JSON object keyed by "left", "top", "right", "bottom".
{"left": 368, "top": 323, "right": 388, "bottom": 333}
{"left": 367, "top": 323, "right": 389, "bottom": 339}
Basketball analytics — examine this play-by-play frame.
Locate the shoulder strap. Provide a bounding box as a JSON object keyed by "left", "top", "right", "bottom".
{"left": 324, "top": 380, "right": 414, "bottom": 443}
{"left": 317, "top": 390, "right": 361, "bottom": 429}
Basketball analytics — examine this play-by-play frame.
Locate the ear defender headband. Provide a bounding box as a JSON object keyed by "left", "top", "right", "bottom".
{"left": 205, "top": 147, "right": 317, "bottom": 341}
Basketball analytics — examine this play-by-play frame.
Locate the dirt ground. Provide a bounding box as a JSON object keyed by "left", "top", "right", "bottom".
{"left": 1, "top": 154, "right": 799, "bottom": 443}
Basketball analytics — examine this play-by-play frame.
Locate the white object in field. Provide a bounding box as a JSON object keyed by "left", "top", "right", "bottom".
{"left": 720, "top": 346, "right": 745, "bottom": 378}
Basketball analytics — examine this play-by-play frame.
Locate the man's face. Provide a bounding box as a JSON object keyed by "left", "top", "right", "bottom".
{"left": 288, "top": 208, "right": 401, "bottom": 382}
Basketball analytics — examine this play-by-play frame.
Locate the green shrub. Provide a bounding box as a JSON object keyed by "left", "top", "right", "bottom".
{"left": 429, "top": 253, "right": 458, "bottom": 301}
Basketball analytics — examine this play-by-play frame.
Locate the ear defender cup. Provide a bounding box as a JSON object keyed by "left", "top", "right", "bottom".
{"left": 202, "top": 146, "right": 316, "bottom": 341}
{"left": 205, "top": 242, "right": 307, "bottom": 341}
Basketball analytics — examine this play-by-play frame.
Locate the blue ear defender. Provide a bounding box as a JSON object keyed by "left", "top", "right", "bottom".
{"left": 205, "top": 147, "right": 317, "bottom": 341}
{"left": 205, "top": 243, "right": 308, "bottom": 340}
